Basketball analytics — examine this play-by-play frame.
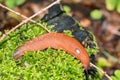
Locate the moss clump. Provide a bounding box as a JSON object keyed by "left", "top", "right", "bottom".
{"left": 0, "top": 21, "right": 102, "bottom": 79}
{"left": 0, "top": 23, "right": 86, "bottom": 80}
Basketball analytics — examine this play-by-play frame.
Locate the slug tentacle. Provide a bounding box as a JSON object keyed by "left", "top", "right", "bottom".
{"left": 13, "top": 33, "right": 90, "bottom": 69}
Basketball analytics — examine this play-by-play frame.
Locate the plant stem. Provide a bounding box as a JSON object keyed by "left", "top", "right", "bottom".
{"left": 0, "top": 0, "right": 61, "bottom": 41}
{"left": 90, "top": 63, "right": 112, "bottom": 80}
{"left": 0, "top": 3, "right": 50, "bottom": 33}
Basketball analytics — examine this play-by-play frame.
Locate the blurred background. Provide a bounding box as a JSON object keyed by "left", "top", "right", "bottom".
{"left": 0, "top": 0, "right": 120, "bottom": 79}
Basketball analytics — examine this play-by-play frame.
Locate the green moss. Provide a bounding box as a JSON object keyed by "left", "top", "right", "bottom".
{"left": 0, "top": 22, "right": 100, "bottom": 79}
{"left": 63, "top": 30, "right": 73, "bottom": 37}
{"left": 0, "top": 23, "right": 85, "bottom": 80}
{"left": 86, "top": 31, "right": 99, "bottom": 55}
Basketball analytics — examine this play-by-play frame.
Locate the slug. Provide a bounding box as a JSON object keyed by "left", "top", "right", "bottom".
{"left": 13, "top": 32, "right": 90, "bottom": 69}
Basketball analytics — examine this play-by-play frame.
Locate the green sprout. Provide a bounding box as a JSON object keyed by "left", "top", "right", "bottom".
{"left": 63, "top": 5, "right": 71, "bottom": 14}
{"left": 97, "top": 57, "right": 111, "bottom": 67}
{"left": 105, "top": 0, "right": 118, "bottom": 11}
{"left": 111, "top": 70, "right": 120, "bottom": 80}
{"left": 0, "top": 0, "right": 26, "bottom": 9}
{"left": 116, "top": 0, "right": 120, "bottom": 13}
{"left": 90, "top": 9, "right": 103, "bottom": 20}
{"left": 105, "top": 0, "right": 120, "bottom": 13}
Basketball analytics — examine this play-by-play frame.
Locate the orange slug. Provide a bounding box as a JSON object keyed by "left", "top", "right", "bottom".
{"left": 13, "top": 32, "right": 90, "bottom": 69}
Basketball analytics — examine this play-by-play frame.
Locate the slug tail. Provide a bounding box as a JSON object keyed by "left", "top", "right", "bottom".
{"left": 13, "top": 50, "right": 24, "bottom": 59}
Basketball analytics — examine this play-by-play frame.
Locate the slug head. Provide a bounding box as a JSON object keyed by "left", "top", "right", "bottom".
{"left": 74, "top": 48, "right": 90, "bottom": 70}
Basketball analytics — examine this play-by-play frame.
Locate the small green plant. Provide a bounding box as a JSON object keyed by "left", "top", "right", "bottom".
{"left": 116, "top": 0, "right": 120, "bottom": 13}
{"left": 111, "top": 70, "right": 120, "bottom": 80}
{"left": 105, "top": 0, "right": 120, "bottom": 13}
{"left": 0, "top": 0, "right": 25, "bottom": 9}
{"left": 90, "top": 9, "right": 103, "bottom": 20}
{"left": 97, "top": 57, "right": 111, "bottom": 67}
{"left": 63, "top": 5, "right": 71, "bottom": 14}
{"left": 0, "top": 0, "right": 2, "bottom": 2}
{"left": 63, "top": 30, "right": 73, "bottom": 37}
{"left": 105, "top": 0, "right": 118, "bottom": 11}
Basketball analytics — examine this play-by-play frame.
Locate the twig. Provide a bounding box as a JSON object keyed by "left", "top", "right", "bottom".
{"left": 0, "top": 3, "right": 50, "bottom": 33}
{"left": 0, "top": 0, "right": 61, "bottom": 41}
{"left": 90, "top": 63, "right": 112, "bottom": 80}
